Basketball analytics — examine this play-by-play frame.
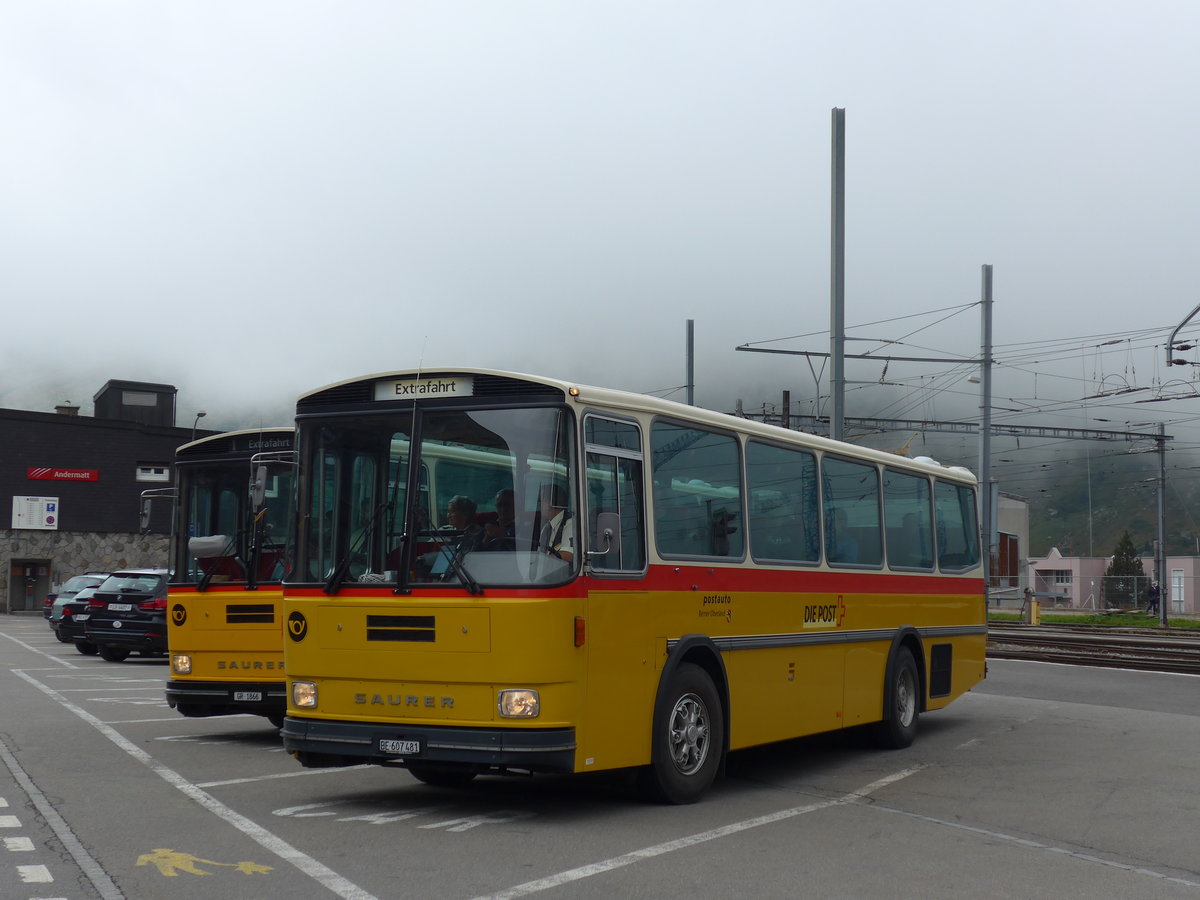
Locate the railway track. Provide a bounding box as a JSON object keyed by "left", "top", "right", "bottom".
{"left": 987, "top": 624, "right": 1200, "bottom": 674}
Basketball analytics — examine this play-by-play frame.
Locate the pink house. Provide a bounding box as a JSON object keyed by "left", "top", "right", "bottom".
{"left": 1026, "top": 547, "right": 1198, "bottom": 613}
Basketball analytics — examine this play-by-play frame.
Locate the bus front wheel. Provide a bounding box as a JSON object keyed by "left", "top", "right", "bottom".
{"left": 641, "top": 662, "right": 723, "bottom": 804}
{"left": 872, "top": 646, "right": 920, "bottom": 749}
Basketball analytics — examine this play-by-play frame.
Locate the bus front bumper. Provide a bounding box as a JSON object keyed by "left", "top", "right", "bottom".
{"left": 281, "top": 716, "right": 577, "bottom": 773}
{"left": 165, "top": 680, "right": 286, "bottom": 717}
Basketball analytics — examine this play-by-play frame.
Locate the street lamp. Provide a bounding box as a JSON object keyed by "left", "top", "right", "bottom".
{"left": 191, "top": 410, "right": 207, "bottom": 442}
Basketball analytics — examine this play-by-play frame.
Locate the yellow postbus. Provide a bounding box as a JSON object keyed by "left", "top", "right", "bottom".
{"left": 281, "top": 369, "right": 985, "bottom": 802}
{"left": 162, "top": 428, "right": 297, "bottom": 728}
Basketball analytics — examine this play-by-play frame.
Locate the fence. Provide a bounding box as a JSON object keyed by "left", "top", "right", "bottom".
{"left": 991, "top": 573, "right": 1195, "bottom": 615}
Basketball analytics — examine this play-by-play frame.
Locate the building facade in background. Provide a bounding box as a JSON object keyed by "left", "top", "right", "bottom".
{"left": 1026, "top": 547, "right": 1197, "bottom": 613}
{"left": 0, "top": 381, "right": 210, "bottom": 613}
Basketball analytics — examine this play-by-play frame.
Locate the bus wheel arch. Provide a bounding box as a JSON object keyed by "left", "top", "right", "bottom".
{"left": 640, "top": 636, "right": 728, "bottom": 804}
{"left": 872, "top": 629, "right": 925, "bottom": 749}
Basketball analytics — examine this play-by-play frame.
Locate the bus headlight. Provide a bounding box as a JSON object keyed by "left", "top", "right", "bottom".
{"left": 171, "top": 654, "right": 192, "bottom": 675}
{"left": 498, "top": 689, "right": 539, "bottom": 718}
{"left": 292, "top": 681, "right": 318, "bottom": 709}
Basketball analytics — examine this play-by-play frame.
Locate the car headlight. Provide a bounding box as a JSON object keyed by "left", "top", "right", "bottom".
{"left": 292, "top": 681, "right": 318, "bottom": 709}
{"left": 497, "top": 689, "right": 539, "bottom": 718}
{"left": 171, "top": 654, "right": 192, "bottom": 675}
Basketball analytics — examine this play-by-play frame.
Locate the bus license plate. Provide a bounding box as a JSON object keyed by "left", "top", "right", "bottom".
{"left": 233, "top": 691, "right": 262, "bottom": 702}
{"left": 379, "top": 739, "right": 420, "bottom": 755}
{"left": 108, "top": 603, "right": 133, "bottom": 611}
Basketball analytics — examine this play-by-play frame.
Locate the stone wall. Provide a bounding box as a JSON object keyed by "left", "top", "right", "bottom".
{"left": 2, "top": 529, "right": 169, "bottom": 613}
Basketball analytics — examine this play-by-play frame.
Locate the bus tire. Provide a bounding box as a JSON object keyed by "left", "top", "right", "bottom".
{"left": 641, "top": 662, "right": 723, "bottom": 804}
{"left": 407, "top": 764, "right": 478, "bottom": 788}
{"left": 872, "top": 646, "right": 919, "bottom": 749}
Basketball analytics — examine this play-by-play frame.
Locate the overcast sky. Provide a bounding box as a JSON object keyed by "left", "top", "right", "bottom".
{"left": 4, "top": 2, "right": 1200, "bottom": 460}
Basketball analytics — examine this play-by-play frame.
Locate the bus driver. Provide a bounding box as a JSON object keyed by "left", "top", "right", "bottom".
{"left": 536, "top": 484, "right": 574, "bottom": 563}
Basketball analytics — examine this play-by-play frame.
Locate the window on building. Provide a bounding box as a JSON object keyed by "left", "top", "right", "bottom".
{"left": 995, "top": 532, "right": 1020, "bottom": 587}
{"left": 136, "top": 464, "right": 171, "bottom": 483}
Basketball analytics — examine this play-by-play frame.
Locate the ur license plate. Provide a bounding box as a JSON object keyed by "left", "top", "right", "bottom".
{"left": 379, "top": 739, "right": 420, "bottom": 755}
{"left": 233, "top": 691, "right": 262, "bottom": 702}
{"left": 74, "top": 614, "right": 89, "bottom": 622}
{"left": 108, "top": 603, "right": 133, "bottom": 611}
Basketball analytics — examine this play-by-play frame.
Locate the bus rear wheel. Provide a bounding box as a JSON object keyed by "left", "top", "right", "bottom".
{"left": 641, "top": 662, "right": 723, "bottom": 804}
{"left": 872, "top": 646, "right": 920, "bottom": 749}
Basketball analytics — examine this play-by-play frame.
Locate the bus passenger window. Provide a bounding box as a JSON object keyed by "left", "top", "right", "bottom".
{"left": 747, "top": 440, "right": 819, "bottom": 564}
{"left": 884, "top": 468, "right": 933, "bottom": 570}
{"left": 822, "top": 456, "right": 882, "bottom": 567}
{"left": 651, "top": 421, "right": 743, "bottom": 560}
{"left": 935, "top": 481, "right": 980, "bottom": 570}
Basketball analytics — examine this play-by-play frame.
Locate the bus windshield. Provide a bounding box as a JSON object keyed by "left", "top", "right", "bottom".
{"left": 300, "top": 405, "right": 577, "bottom": 591}
{"left": 179, "top": 461, "right": 296, "bottom": 585}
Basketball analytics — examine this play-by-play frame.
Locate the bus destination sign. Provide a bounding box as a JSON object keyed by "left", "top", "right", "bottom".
{"left": 374, "top": 375, "right": 474, "bottom": 401}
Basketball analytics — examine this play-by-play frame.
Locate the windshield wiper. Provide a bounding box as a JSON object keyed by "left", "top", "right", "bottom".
{"left": 425, "top": 529, "right": 484, "bottom": 596}
{"left": 324, "top": 501, "right": 390, "bottom": 595}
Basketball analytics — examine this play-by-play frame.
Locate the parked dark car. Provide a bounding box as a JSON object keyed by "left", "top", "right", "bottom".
{"left": 77, "top": 569, "right": 171, "bottom": 662}
{"left": 51, "top": 587, "right": 101, "bottom": 649}
{"left": 42, "top": 572, "right": 108, "bottom": 620}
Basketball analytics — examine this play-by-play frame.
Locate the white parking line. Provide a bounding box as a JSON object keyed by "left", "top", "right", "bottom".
{"left": 17, "top": 863, "right": 52, "bottom": 883}
{"left": 0, "top": 739, "right": 122, "bottom": 900}
{"left": 869, "top": 802, "right": 1200, "bottom": 889}
{"left": 474, "top": 767, "right": 923, "bottom": 899}
{"left": 198, "top": 766, "right": 373, "bottom": 788}
{"left": 14, "top": 669, "right": 379, "bottom": 900}
{"left": 0, "top": 633, "right": 77, "bottom": 668}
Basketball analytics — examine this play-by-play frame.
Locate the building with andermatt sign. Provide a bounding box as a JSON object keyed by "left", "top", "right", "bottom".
{"left": 0, "top": 381, "right": 214, "bottom": 614}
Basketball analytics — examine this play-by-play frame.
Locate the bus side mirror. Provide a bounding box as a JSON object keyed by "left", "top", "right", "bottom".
{"left": 251, "top": 465, "right": 268, "bottom": 510}
{"left": 587, "top": 511, "right": 622, "bottom": 561}
{"left": 139, "top": 498, "right": 152, "bottom": 533}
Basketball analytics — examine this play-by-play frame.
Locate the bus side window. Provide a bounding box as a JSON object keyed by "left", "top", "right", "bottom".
{"left": 651, "top": 421, "right": 743, "bottom": 560}
{"left": 747, "top": 440, "right": 819, "bottom": 564}
{"left": 935, "top": 480, "right": 980, "bottom": 570}
{"left": 884, "top": 468, "right": 933, "bottom": 570}
{"left": 585, "top": 416, "right": 646, "bottom": 573}
{"left": 822, "top": 455, "right": 882, "bottom": 567}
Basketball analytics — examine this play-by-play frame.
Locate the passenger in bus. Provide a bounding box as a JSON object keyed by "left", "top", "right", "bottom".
{"left": 710, "top": 507, "right": 737, "bottom": 556}
{"left": 829, "top": 508, "right": 860, "bottom": 564}
{"left": 482, "top": 488, "right": 517, "bottom": 550}
{"left": 536, "top": 484, "right": 574, "bottom": 562}
{"left": 445, "top": 495, "right": 485, "bottom": 557}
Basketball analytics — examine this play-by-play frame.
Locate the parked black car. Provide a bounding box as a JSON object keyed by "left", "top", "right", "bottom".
{"left": 77, "top": 569, "right": 171, "bottom": 662}
{"left": 51, "top": 587, "right": 102, "bottom": 650}
{"left": 42, "top": 572, "right": 108, "bottom": 621}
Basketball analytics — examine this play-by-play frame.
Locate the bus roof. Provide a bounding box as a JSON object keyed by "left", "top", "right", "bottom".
{"left": 176, "top": 426, "right": 295, "bottom": 457}
{"left": 298, "top": 367, "right": 978, "bottom": 485}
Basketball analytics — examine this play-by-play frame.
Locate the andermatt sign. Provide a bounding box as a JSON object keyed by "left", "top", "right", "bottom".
{"left": 27, "top": 468, "right": 99, "bottom": 482}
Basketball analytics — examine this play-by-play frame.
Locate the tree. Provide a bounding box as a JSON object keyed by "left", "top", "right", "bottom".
{"left": 1103, "top": 530, "right": 1146, "bottom": 608}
